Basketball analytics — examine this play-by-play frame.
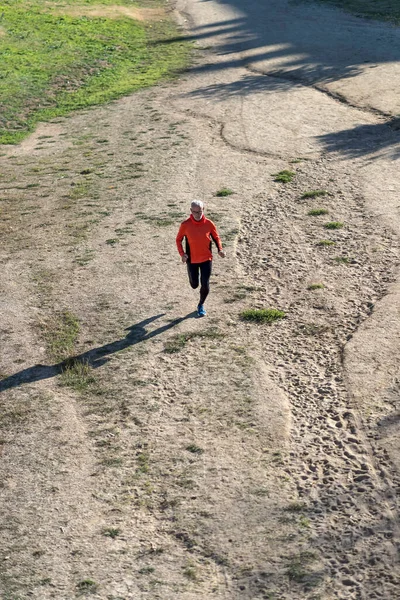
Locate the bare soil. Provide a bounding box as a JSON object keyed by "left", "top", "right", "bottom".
{"left": 1, "top": 1, "right": 400, "bottom": 599}
{"left": 48, "top": 5, "right": 167, "bottom": 21}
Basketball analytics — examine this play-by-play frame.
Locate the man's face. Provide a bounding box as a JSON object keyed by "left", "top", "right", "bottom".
{"left": 190, "top": 204, "right": 203, "bottom": 221}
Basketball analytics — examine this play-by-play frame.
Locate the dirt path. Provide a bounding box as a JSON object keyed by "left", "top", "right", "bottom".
{"left": 1, "top": 1, "right": 400, "bottom": 599}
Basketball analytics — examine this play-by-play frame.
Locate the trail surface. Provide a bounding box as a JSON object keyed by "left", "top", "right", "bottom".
{"left": 1, "top": 1, "right": 400, "bottom": 599}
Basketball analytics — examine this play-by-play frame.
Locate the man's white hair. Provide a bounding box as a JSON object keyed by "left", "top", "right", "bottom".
{"left": 191, "top": 200, "right": 204, "bottom": 210}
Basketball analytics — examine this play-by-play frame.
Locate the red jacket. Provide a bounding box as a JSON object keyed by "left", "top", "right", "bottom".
{"left": 176, "top": 214, "right": 223, "bottom": 263}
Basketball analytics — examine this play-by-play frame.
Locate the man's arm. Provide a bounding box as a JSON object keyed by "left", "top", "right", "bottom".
{"left": 176, "top": 224, "right": 188, "bottom": 263}
{"left": 210, "top": 223, "right": 225, "bottom": 258}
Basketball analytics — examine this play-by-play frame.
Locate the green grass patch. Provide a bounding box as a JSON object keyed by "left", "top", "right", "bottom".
{"left": 310, "top": 0, "right": 400, "bottom": 24}
{"left": 286, "top": 551, "right": 318, "bottom": 584}
{"left": 183, "top": 565, "right": 198, "bottom": 581}
{"left": 186, "top": 444, "right": 204, "bottom": 454}
{"left": 299, "top": 515, "right": 311, "bottom": 528}
{"left": 139, "top": 566, "right": 155, "bottom": 575}
{"left": 240, "top": 308, "right": 286, "bottom": 324}
{"left": 316, "top": 239, "right": 335, "bottom": 246}
{"left": 0, "top": 399, "right": 34, "bottom": 429}
{"left": 215, "top": 187, "right": 234, "bottom": 197}
{"left": 42, "top": 309, "right": 80, "bottom": 361}
{"left": 284, "top": 502, "right": 308, "bottom": 512}
{"left": 301, "top": 190, "right": 327, "bottom": 199}
{"left": 272, "top": 170, "right": 295, "bottom": 183}
{"left": 151, "top": 218, "right": 175, "bottom": 227}
{"left": 308, "top": 208, "right": 329, "bottom": 216}
{"left": 76, "top": 579, "right": 98, "bottom": 595}
{"left": 223, "top": 284, "right": 262, "bottom": 303}
{"left": 307, "top": 283, "right": 325, "bottom": 290}
{"left": 223, "top": 290, "right": 247, "bottom": 303}
{"left": 60, "top": 360, "right": 96, "bottom": 391}
{"left": 307, "top": 283, "right": 325, "bottom": 291}
{"left": 68, "top": 182, "right": 91, "bottom": 201}
{"left": 136, "top": 451, "right": 150, "bottom": 474}
{"left": 102, "top": 527, "right": 121, "bottom": 539}
{"left": 101, "top": 457, "right": 123, "bottom": 467}
{"left": 136, "top": 213, "right": 175, "bottom": 227}
{"left": 0, "top": 1, "right": 192, "bottom": 144}
{"left": 324, "top": 221, "right": 344, "bottom": 229}
{"left": 206, "top": 210, "right": 222, "bottom": 224}
{"left": 164, "top": 328, "right": 224, "bottom": 353}
{"left": 223, "top": 227, "right": 239, "bottom": 242}
{"left": 334, "top": 256, "right": 350, "bottom": 264}
{"left": 74, "top": 248, "right": 95, "bottom": 266}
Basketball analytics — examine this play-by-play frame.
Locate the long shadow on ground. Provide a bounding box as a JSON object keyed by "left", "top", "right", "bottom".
{"left": 0, "top": 312, "right": 196, "bottom": 393}
{"left": 186, "top": 0, "right": 400, "bottom": 85}
{"left": 317, "top": 119, "right": 400, "bottom": 159}
{"left": 165, "top": 0, "right": 400, "bottom": 158}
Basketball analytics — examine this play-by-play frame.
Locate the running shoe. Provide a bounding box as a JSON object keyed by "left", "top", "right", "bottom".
{"left": 197, "top": 304, "right": 207, "bottom": 317}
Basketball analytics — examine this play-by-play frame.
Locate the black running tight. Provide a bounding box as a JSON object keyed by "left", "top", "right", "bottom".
{"left": 187, "top": 260, "right": 212, "bottom": 305}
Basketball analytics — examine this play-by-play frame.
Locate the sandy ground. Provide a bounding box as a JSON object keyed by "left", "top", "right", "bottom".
{"left": 1, "top": 1, "right": 400, "bottom": 598}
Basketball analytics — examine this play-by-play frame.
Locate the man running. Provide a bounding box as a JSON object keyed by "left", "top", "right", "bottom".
{"left": 176, "top": 200, "right": 225, "bottom": 317}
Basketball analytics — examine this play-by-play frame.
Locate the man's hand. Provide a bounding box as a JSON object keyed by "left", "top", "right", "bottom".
{"left": 181, "top": 254, "right": 188, "bottom": 263}
{"left": 218, "top": 250, "right": 226, "bottom": 258}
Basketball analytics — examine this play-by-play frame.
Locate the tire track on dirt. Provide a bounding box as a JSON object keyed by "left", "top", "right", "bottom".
{"left": 171, "top": 105, "right": 288, "bottom": 160}
{"left": 245, "top": 64, "right": 395, "bottom": 122}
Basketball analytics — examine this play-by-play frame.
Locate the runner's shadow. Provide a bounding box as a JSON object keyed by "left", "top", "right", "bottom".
{"left": 0, "top": 312, "right": 196, "bottom": 393}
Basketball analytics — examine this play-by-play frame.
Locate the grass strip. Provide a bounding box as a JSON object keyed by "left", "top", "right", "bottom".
{"left": 324, "top": 221, "right": 344, "bottom": 229}
{"left": 316, "top": 239, "right": 335, "bottom": 246}
{"left": 164, "top": 328, "right": 224, "bottom": 353}
{"left": 301, "top": 190, "right": 327, "bottom": 199}
{"left": 215, "top": 188, "right": 234, "bottom": 197}
{"left": 272, "top": 170, "right": 295, "bottom": 183}
{"left": 308, "top": 208, "right": 329, "bottom": 216}
{"left": 41, "top": 309, "right": 80, "bottom": 362}
{"left": 240, "top": 308, "right": 286, "bottom": 324}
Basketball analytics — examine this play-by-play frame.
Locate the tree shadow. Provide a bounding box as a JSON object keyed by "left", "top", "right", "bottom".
{"left": 165, "top": 16, "right": 363, "bottom": 86}
{"left": 161, "top": 0, "right": 400, "bottom": 158}
{"left": 0, "top": 312, "right": 196, "bottom": 393}
{"left": 377, "top": 411, "right": 400, "bottom": 430}
{"left": 317, "top": 119, "right": 400, "bottom": 159}
{"left": 197, "top": 0, "right": 400, "bottom": 77}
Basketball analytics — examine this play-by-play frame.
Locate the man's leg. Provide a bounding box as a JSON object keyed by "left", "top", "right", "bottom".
{"left": 187, "top": 262, "right": 199, "bottom": 289}
{"left": 199, "top": 261, "right": 212, "bottom": 305}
